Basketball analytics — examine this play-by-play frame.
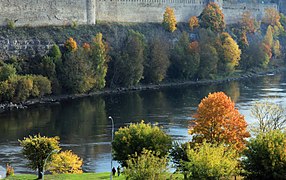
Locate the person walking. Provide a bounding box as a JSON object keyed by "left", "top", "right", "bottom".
{"left": 117, "top": 166, "right": 120, "bottom": 176}
{"left": 112, "top": 167, "right": 116, "bottom": 176}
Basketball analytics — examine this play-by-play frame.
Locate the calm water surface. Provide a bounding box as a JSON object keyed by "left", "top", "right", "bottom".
{"left": 0, "top": 72, "right": 286, "bottom": 173}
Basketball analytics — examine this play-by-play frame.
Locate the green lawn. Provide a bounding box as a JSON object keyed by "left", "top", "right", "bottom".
{"left": 5, "top": 172, "right": 184, "bottom": 180}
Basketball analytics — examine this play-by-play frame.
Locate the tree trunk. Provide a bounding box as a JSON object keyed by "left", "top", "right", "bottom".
{"left": 38, "top": 167, "right": 43, "bottom": 179}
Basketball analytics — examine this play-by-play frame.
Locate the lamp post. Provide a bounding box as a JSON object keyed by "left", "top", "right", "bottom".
{"left": 43, "top": 149, "right": 59, "bottom": 180}
{"left": 109, "top": 116, "right": 114, "bottom": 180}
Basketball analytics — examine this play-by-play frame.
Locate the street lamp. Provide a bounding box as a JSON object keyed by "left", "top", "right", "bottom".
{"left": 109, "top": 116, "right": 114, "bottom": 180}
{"left": 43, "top": 149, "right": 59, "bottom": 180}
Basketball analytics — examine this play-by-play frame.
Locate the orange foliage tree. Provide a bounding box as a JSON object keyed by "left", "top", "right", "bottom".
{"left": 64, "top": 37, "right": 78, "bottom": 52}
{"left": 240, "top": 11, "right": 259, "bottom": 33}
{"left": 263, "top": 8, "right": 281, "bottom": 27}
{"left": 189, "top": 92, "right": 250, "bottom": 151}
{"left": 189, "top": 16, "right": 199, "bottom": 31}
{"left": 162, "top": 7, "right": 177, "bottom": 32}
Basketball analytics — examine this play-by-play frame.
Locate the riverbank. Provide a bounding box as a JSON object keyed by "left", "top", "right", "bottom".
{"left": 1, "top": 67, "right": 285, "bottom": 113}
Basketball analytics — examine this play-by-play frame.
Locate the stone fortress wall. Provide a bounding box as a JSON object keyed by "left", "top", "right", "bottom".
{"left": 0, "top": 0, "right": 278, "bottom": 27}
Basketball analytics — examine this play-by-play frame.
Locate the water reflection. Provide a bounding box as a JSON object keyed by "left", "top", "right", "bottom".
{"left": 0, "top": 73, "right": 286, "bottom": 173}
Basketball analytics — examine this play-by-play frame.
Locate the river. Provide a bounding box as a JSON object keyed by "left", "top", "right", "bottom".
{"left": 0, "top": 72, "right": 285, "bottom": 174}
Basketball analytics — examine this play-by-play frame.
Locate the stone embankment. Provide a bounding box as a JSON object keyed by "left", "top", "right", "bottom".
{"left": 0, "top": 67, "right": 284, "bottom": 113}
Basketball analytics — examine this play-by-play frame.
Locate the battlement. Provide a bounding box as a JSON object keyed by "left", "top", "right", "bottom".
{"left": 0, "top": 0, "right": 277, "bottom": 27}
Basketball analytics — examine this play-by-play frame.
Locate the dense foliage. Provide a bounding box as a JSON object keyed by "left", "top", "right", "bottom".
{"left": 190, "top": 92, "right": 250, "bottom": 151}
{"left": 243, "top": 130, "right": 286, "bottom": 179}
{"left": 48, "top": 150, "right": 83, "bottom": 174}
{"left": 183, "top": 141, "right": 239, "bottom": 179}
{"left": 199, "top": 2, "right": 225, "bottom": 33}
{"left": 112, "top": 121, "right": 172, "bottom": 166}
{"left": 125, "top": 149, "right": 168, "bottom": 180}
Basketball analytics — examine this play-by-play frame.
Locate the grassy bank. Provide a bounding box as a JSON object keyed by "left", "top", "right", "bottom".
{"left": 5, "top": 172, "right": 184, "bottom": 180}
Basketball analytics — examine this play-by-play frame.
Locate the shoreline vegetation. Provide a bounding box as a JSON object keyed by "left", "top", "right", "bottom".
{"left": 0, "top": 66, "right": 284, "bottom": 113}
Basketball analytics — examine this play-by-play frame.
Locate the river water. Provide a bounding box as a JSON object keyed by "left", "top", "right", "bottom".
{"left": 0, "top": 72, "right": 286, "bottom": 174}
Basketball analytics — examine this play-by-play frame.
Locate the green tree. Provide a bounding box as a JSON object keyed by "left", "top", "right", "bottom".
{"left": 144, "top": 38, "right": 170, "bottom": 83}
{"left": 48, "top": 44, "right": 62, "bottom": 63}
{"left": 198, "top": 43, "right": 218, "bottom": 79}
{"left": 183, "top": 141, "right": 238, "bottom": 179}
{"left": 199, "top": 2, "right": 225, "bottom": 33}
{"left": 112, "top": 121, "right": 172, "bottom": 167}
{"left": 125, "top": 149, "right": 168, "bottom": 180}
{"left": 243, "top": 130, "right": 286, "bottom": 179}
{"left": 112, "top": 30, "right": 146, "bottom": 87}
{"left": 59, "top": 48, "right": 96, "bottom": 93}
{"left": 169, "top": 32, "right": 200, "bottom": 79}
{"left": 0, "top": 64, "right": 16, "bottom": 81}
{"left": 90, "top": 33, "right": 109, "bottom": 89}
{"left": 19, "top": 134, "right": 61, "bottom": 179}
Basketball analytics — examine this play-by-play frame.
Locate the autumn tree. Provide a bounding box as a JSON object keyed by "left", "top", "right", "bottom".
{"left": 144, "top": 38, "right": 170, "bottom": 83}
{"left": 90, "top": 33, "right": 109, "bottom": 89}
{"left": 273, "top": 39, "right": 281, "bottom": 58}
{"left": 169, "top": 32, "right": 200, "bottom": 79}
{"left": 217, "top": 32, "right": 241, "bottom": 73}
{"left": 199, "top": 2, "right": 225, "bottom": 33}
{"left": 64, "top": 37, "right": 78, "bottom": 52}
{"left": 19, "top": 134, "right": 61, "bottom": 179}
{"left": 189, "top": 16, "right": 199, "bottom": 31}
{"left": 112, "top": 121, "right": 172, "bottom": 167}
{"left": 162, "top": 7, "right": 177, "bottom": 32}
{"left": 263, "top": 8, "right": 282, "bottom": 27}
{"left": 239, "top": 11, "right": 259, "bottom": 33}
{"left": 189, "top": 92, "right": 250, "bottom": 151}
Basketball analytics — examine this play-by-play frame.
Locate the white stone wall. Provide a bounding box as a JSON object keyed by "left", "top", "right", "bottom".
{"left": 0, "top": 0, "right": 88, "bottom": 26}
{"left": 96, "top": 0, "right": 206, "bottom": 23}
{"left": 223, "top": 2, "right": 278, "bottom": 24}
{"left": 0, "top": 0, "right": 278, "bottom": 26}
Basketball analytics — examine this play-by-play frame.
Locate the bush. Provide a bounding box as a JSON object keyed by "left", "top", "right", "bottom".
{"left": 125, "top": 149, "right": 168, "bottom": 180}
{"left": 6, "top": 163, "right": 14, "bottom": 177}
{"left": 243, "top": 130, "right": 286, "bottom": 179}
{"left": 182, "top": 141, "right": 239, "bottom": 179}
{"left": 0, "top": 75, "right": 51, "bottom": 103}
{"left": 48, "top": 150, "right": 83, "bottom": 174}
{"left": 49, "top": 44, "right": 62, "bottom": 63}
{"left": 112, "top": 121, "right": 172, "bottom": 167}
{"left": 64, "top": 38, "right": 78, "bottom": 52}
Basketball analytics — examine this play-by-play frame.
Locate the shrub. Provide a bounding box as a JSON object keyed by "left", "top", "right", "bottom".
{"left": 31, "top": 75, "right": 52, "bottom": 97}
{"left": 183, "top": 141, "right": 239, "bottom": 179}
{"left": 48, "top": 150, "right": 83, "bottom": 174}
{"left": 49, "top": 44, "right": 62, "bottom": 63}
{"left": 162, "top": 7, "right": 177, "bottom": 32}
{"left": 6, "top": 163, "right": 14, "bottom": 177}
{"left": 243, "top": 130, "right": 286, "bottom": 179}
{"left": 19, "top": 134, "right": 61, "bottom": 179}
{"left": 112, "top": 121, "right": 172, "bottom": 167}
{"left": 125, "top": 149, "right": 168, "bottom": 180}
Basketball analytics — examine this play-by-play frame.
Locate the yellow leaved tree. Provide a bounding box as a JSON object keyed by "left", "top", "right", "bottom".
{"left": 162, "top": 7, "right": 177, "bottom": 32}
